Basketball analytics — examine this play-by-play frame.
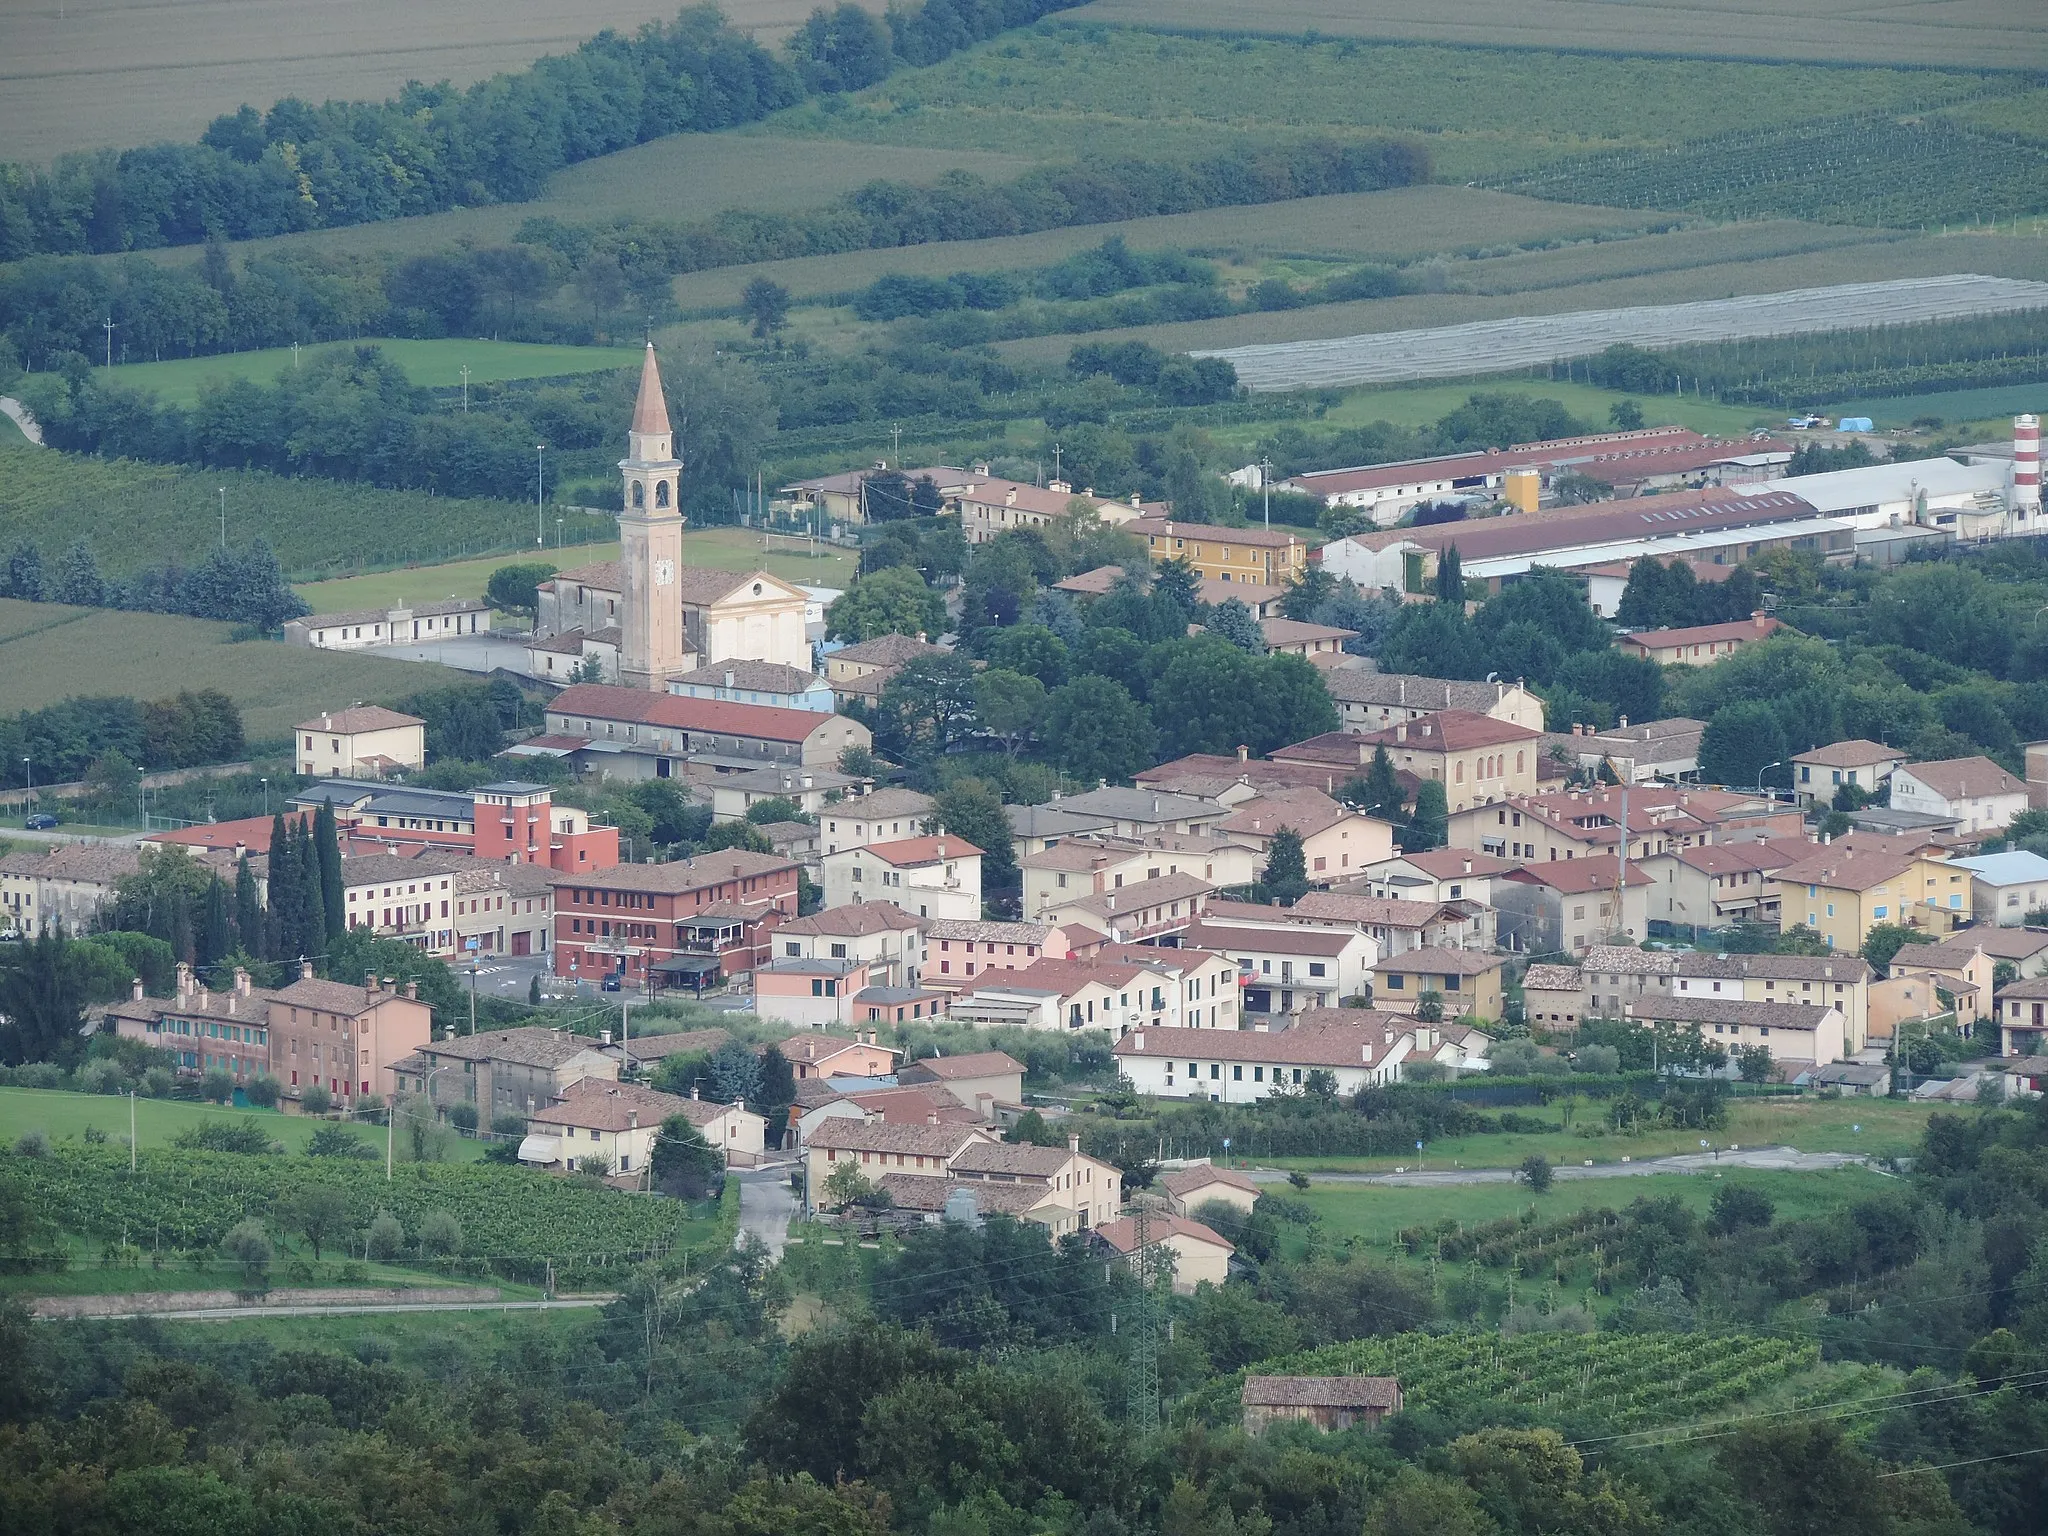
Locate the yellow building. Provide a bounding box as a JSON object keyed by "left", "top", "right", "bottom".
{"left": 1278, "top": 711, "right": 1544, "bottom": 815}
{"left": 1129, "top": 517, "right": 1309, "bottom": 586}
{"left": 1772, "top": 843, "right": 1970, "bottom": 954}
{"left": 296, "top": 705, "right": 426, "bottom": 780}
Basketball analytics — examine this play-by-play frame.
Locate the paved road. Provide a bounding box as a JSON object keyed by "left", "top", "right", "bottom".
{"left": 1245, "top": 1145, "right": 1873, "bottom": 1187}
{"left": 0, "top": 396, "right": 43, "bottom": 444}
{"left": 734, "top": 1162, "right": 801, "bottom": 1258}
{"left": 0, "top": 827, "right": 146, "bottom": 846}
{"left": 41, "top": 1296, "right": 615, "bottom": 1323}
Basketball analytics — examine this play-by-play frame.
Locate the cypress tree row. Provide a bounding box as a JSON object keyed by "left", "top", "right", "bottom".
{"left": 313, "top": 802, "right": 345, "bottom": 942}
{"left": 233, "top": 854, "right": 262, "bottom": 956}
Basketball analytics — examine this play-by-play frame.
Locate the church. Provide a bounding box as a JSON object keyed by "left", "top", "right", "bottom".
{"left": 532, "top": 345, "right": 811, "bottom": 685}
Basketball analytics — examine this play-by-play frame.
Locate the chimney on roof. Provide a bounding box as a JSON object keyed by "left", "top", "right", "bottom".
{"left": 365, "top": 971, "right": 379, "bottom": 994}
{"left": 175, "top": 961, "right": 192, "bottom": 1000}
{"left": 1237, "top": 744, "right": 1249, "bottom": 763}
{"left": 300, "top": 959, "right": 314, "bottom": 981}
{"left": 404, "top": 981, "right": 418, "bottom": 1001}
{"left": 1131, "top": 1030, "right": 1144, "bottom": 1051}
{"left": 130, "top": 975, "right": 144, "bottom": 1002}
{"left": 1462, "top": 859, "right": 1472, "bottom": 874}
{"left": 1069, "top": 1132, "right": 1081, "bottom": 1154}
{"left": 1130, "top": 492, "right": 1142, "bottom": 508}
{"left": 628, "top": 1109, "right": 638, "bottom": 1129}
{"left": 1619, "top": 715, "right": 1629, "bottom": 729}
{"left": 1005, "top": 487, "right": 1017, "bottom": 506}
{"left": 1395, "top": 722, "right": 1407, "bottom": 743}
{"left": 234, "top": 840, "right": 246, "bottom": 860}
{"left": 691, "top": 1083, "right": 701, "bottom": 1100}
{"left": 322, "top": 714, "right": 332, "bottom": 730}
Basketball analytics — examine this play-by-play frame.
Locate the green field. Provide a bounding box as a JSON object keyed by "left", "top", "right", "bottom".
{"left": 106, "top": 339, "right": 639, "bottom": 408}
{"left": 292, "top": 525, "right": 855, "bottom": 616}
{"left": 0, "top": 599, "right": 444, "bottom": 738}
{"left": 0, "top": 1085, "right": 463, "bottom": 1159}
{"left": 1067, "top": 0, "right": 2048, "bottom": 70}
{"left": 779, "top": 28, "right": 1998, "bottom": 183}
{"left": 0, "top": 436, "right": 567, "bottom": 581}
{"left": 1287, "top": 1165, "right": 1897, "bottom": 1257}
{"left": 1830, "top": 381, "right": 2048, "bottom": 429}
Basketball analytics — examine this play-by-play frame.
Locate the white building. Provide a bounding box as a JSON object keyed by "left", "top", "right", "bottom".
{"left": 1179, "top": 919, "right": 1377, "bottom": 1016}
{"left": 1111, "top": 1016, "right": 1490, "bottom": 1101}
{"left": 1891, "top": 757, "right": 2030, "bottom": 835}
{"left": 822, "top": 835, "right": 982, "bottom": 922}
{"left": 296, "top": 706, "right": 426, "bottom": 780}
{"left": 286, "top": 599, "right": 490, "bottom": 651}
{"left": 1950, "top": 850, "right": 2048, "bottom": 926}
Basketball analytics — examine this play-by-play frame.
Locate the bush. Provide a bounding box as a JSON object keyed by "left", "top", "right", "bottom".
{"left": 1519, "top": 1154, "right": 1554, "bottom": 1193}
{"left": 199, "top": 1070, "right": 235, "bottom": 1104}
{"left": 418, "top": 1211, "right": 464, "bottom": 1257}
{"left": 306, "top": 1125, "right": 376, "bottom": 1160}
{"left": 77, "top": 1059, "right": 127, "bottom": 1095}
{"left": 14, "top": 1063, "right": 64, "bottom": 1090}
{"left": 365, "top": 1211, "right": 405, "bottom": 1260}
{"left": 244, "top": 1076, "right": 280, "bottom": 1108}
{"left": 140, "top": 1067, "right": 175, "bottom": 1097}
{"left": 173, "top": 1120, "right": 277, "bottom": 1155}
{"left": 1574, "top": 1045, "right": 1620, "bottom": 1075}
{"left": 355, "top": 1093, "right": 385, "bottom": 1114}
{"left": 13, "top": 1129, "right": 50, "bottom": 1157}
{"left": 491, "top": 1112, "right": 527, "bottom": 1138}
{"left": 1708, "top": 1184, "right": 1776, "bottom": 1234}
{"left": 446, "top": 1101, "right": 479, "bottom": 1134}
{"left": 220, "top": 1218, "right": 272, "bottom": 1287}
{"left": 301, "top": 1084, "right": 333, "bottom": 1116}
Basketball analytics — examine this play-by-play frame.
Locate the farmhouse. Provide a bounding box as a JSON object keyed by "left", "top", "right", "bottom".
{"left": 285, "top": 598, "right": 490, "bottom": 652}
{"left": 296, "top": 705, "right": 425, "bottom": 780}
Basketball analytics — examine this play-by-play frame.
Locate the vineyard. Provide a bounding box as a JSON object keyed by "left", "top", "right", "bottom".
{"left": 5, "top": 1148, "right": 702, "bottom": 1284}
{"left": 1235, "top": 1331, "right": 1821, "bottom": 1432}
{"left": 0, "top": 439, "right": 571, "bottom": 582}
{"left": 1494, "top": 115, "right": 2048, "bottom": 229}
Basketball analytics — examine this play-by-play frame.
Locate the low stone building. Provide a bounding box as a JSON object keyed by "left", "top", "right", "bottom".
{"left": 1241, "top": 1376, "right": 1403, "bottom": 1434}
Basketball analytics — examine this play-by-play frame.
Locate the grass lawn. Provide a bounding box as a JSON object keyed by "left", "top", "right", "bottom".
{"left": 1257, "top": 1094, "right": 1934, "bottom": 1176}
{"left": 0, "top": 1231, "right": 483, "bottom": 1297}
{"left": 132, "top": 1307, "right": 601, "bottom": 1363}
{"left": 103, "top": 339, "right": 640, "bottom": 408}
{"left": 292, "top": 525, "right": 856, "bottom": 616}
{"left": 0, "top": 599, "right": 446, "bottom": 740}
{"left": 0, "top": 1085, "right": 485, "bottom": 1162}
{"left": 1284, "top": 1164, "right": 1895, "bottom": 1258}
{"left": 1830, "top": 381, "right": 2048, "bottom": 429}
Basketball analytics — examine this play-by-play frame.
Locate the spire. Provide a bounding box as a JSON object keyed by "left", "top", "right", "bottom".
{"left": 630, "top": 342, "right": 670, "bottom": 438}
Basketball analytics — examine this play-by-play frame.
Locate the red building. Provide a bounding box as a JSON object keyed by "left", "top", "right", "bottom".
{"left": 550, "top": 850, "right": 800, "bottom": 986}
{"left": 471, "top": 780, "right": 619, "bottom": 871}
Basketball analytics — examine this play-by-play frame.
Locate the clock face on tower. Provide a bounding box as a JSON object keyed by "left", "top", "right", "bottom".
{"left": 654, "top": 559, "right": 675, "bottom": 586}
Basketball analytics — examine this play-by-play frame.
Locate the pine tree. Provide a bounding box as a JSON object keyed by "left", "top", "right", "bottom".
{"left": 265, "top": 813, "right": 297, "bottom": 962}
{"left": 234, "top": 854, "right": 262, "bottom": 956}
{"left": 168, "top": 892, "right": 194, "bottom": 966}
{"left": 297, "top": 822, "right": 327, "bottom": 964}
{"left": 1404, "top": 780, "right": 1450, "bottom": 851}
{"left": 1434, "top": 545, "right": 1465, "bottom": 604}
{"left": 313, "top": 803, "right": 344, "bottom": 941}
{"left": 1360, "top": 744, "right": 1405, "bottom": 821}
{"left": 1263, "top": 827, "right": 1310, "bottom": 906}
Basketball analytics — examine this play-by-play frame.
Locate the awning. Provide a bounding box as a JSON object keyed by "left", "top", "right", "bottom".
{"left": 652, "top": 957, "right": 722, "bottom": 981}
{"left": 516, "top": 1135, "right": 561, "bottom": 1164}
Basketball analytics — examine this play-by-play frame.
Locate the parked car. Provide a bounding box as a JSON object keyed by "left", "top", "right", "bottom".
{"left": 23, "top": 813, "right": 58, "bottom": 830}
{"left": 600, "top": 973, "right": 622, "bottom": 992}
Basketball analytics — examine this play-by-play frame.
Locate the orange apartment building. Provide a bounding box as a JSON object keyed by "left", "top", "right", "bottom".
{"left": 550, "top": 850, "right": 801, "bottom": 987}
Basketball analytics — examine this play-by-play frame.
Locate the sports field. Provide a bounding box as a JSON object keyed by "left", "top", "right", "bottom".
{"left": 0, "top": 0, "right": 885, "bottom": 160}
{"left": 108, "top": 339, "right": 638, "bottom": 407}
{"left": 0, "top": 599, "right": 444, "bottom": 739}
{"left": 1068, "top": 0, "right": 2048, "bottom": 70}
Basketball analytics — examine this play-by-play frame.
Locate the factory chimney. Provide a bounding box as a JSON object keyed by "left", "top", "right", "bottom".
{"left": 2016, "top": 414, "right": 2041, "bottom": 517}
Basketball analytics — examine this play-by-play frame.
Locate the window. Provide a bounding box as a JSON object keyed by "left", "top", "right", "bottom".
{"left": 1309, "top": 962, "right": 1326, "bottom": 977}
{"left": 1232, "top": 1065, "right": 1243, "bottom": 1080}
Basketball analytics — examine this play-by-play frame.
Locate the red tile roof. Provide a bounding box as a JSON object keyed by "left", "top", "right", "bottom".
{"left": 548, "top": 683, "right": 837, "bottom": 743}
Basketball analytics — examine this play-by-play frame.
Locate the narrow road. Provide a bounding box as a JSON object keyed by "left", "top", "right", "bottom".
{"left": 1245, "top": 1145, "right": 1873, "bottom": 1187}
{"left": 38, "top": 1296, "right": 615, "bottom": 1323}
{"left": 734, "top": 1162, "right": 800, "bottom": 1258}
{"left": 0, "top": 397, "right": 43, "bottom": 444}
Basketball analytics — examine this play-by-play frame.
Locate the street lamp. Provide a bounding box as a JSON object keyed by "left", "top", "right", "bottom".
{"left": 535, "top": 444, "right": 547, "bottom": 546}
{"left": 260, "top": 777, "right": 269, "bottom": 815}
{"left": 21, "top": 755, "right": 31, "bottom": 815}
{"left": 1755, "top": 761, "right": 1783, "bottom": 803}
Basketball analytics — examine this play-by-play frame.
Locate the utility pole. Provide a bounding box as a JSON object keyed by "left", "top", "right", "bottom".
{"left": 468, "top": 958, "right": 479, "bottom": 1036}
{"left": 460, "top": 365, "right": 471, "bottom": 412}
{"left": 1125, "top": 1198, "right": 1161, "bottom": 1432}
{"left": 890, "top": 423, "right": 902, "bottom": 466}
{"left": 535, "top": 444, "right": 547, "bottom": 546}
{"left": 292, "top": 340, "right": 301, "bottom": 369}
{"left": 621, "top": 996, "right": 632, "bottom": 1075}
{"left": 218, "top": 487, "right": 227, "bottom": 548}
{"left": 1260, "top": 456, "right": 1273, "bottom": 529}
{"left": 386, "top": 1096, "right": 394, "bottom": 1181}
{"left": 102, "top": 316, "right": 116, "bottom": 369}
{"left": 129, "top": 1090, "right": 136, "bottom": 1172}
{"left": 1052, "top": 442, "right": 1062, "bottom": 483}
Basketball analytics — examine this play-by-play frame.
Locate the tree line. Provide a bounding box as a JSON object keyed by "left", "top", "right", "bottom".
{"left": 0, "top": 690, "right": 244, "bottom": 790}
{"left": 0, "top": 1, "right": 1085, "bottom": 261}
{"left": 0, "top": 535, "right": 306, "bottom": 632}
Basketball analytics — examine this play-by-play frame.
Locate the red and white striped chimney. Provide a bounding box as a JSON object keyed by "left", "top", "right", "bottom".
{"left": 2017, "top": 414, "right": 2041, "bottom": 516}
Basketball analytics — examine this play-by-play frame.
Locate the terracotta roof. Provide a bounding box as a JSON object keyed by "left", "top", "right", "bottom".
{"left": 670, "top": 659, "right": 822, "bottom": 694}
{"left": 1183, "top": 921, "right": 1362, "bottom": 957}
{"left": 547, "top": 850, "right": 796, "bottom": 893}
{"left": 1095, "top": 1212, "right": 1235, "bottom": 1254}
{"left": 1242, "top": 1375, "right": 1401, "bottom": 1409}
{"left": 926, "top": 918, "right": 1058, "bottom": 946}
{"left": 1054, "top": 565, "right": 1126, "bottom": 596}
{"left": 782, "top": 1033, "right": 900, "bottom": 1066}
{"left": 631, "top": 343, "right": 671, "bottom": 436}
{"left": 453, "top": 863, "right": 555, "bottom": 897}
{"left": 1160, "top": 1164, "right": 1261, "bottom": 1199}
{"left": 832, "top": 633, "right": 944, "bottom": 667}
{"left": 951, "top": 1140, "right": 1075, "bottom": 1177}
{"left": 776, "top": 904, "right": 925, "bottom": 938}
{"left": 859, "top": 835, "right": 983, "bottom": 867}
{"left": 617, "top": 1027, "right": 731, "bottom": 1059}
{"left": 1793, "top": 738, "right": 1903, "bottom": 769}
{"left": 1628, "top": 996, "right": 1840, "bottom": 1029}
{"left": 418, "top": 1025, "right": 608, "bottom": 1066}
{"left": 1912, "top": 928, "right": 2048, "bottom": 964}
{"left": 30, "top": 845, "right": 143, "bottom": 884}
{"left": 1521, "top": 963, "right": 1583, "bottom": 992}
{"left": 1285, "top": 892, "right": 1465, "bottom": 929}
{"left": 339, "top": 852, "right": 469, "bottom": 886}
{"left": 1771, "top": 845, "right": 1920, "bottom": 890}
{"left": 1504, "top": 856, "right": 1656, "bottom": 895}
{"left": 1897, "top": 756, "right": 2029, "bottom": 802}
{"left": 1340, "top": 710, "right": 1546, "bottom": 755}
{"left": 1130, "top": 517, "right": 1303, "bottom": 550}
{"left": 901, "top": 1051, "right": 1024, "bottom": 1081}
{"left": 806, "top": 1120, "right": 989, "bottom": 1157}
{"left": 1576, "top": 944, "right": 1677, "bottom": 976}
{"left": 1619, "top": 615, "right": 1783, "bottom": 651}
{"left": 297, "top": 704, "right": 424, "bottom": 734}
{"left": 1113, "top": 1022, "right": 1415, "bottom": 1068}
{"left": 1053, "top": 871, "right": 1214, "bottom": 919}
{"left": 1392, "top": 849, "right": 1518, "bottom": 878}
{"left": 530, "top": 1078, "right": 691, "bottom": 1133}
{"left": 1376, "top": 944, "right": 1505, "bottom": 977}
{"left": 877, "top": 1174, "right": 1050, "bottom": 1215}
{"left": 1672, "top": 953, "right": 1873, "bottom": 984}
{"left": 1261, "top": 618, "right": 1357, "bottom": 648}
{"left": 839, "top": 1085, "right": 979, "bottom": 1126}
{"left": 835, "top": 788, "right": 935, "bottom": 821}
{"left": 1664, "top": 841, "right": 1807, "bottom": 876}
{"left": 99, "top": 982, "right": 281, "bottom": 1025}
{"left": 547, "top": 683, "right": 842, "bottom": 744}
{"left": 553, "top": 560, "right": 623, "bottom": 589}
{"left": 1220, "top": 789, "right": 1349, "bottom": 840}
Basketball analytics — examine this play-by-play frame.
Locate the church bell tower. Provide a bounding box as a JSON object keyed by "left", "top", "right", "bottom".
{"left": 617, "top": 343, "right": 688, "bottom": 691}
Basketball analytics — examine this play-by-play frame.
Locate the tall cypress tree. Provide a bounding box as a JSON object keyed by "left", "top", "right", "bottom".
{"left": 313, "top": 803, "right": 345, "bottom": 941}
{"left": 297, "top": 822, "right": 327, "bottom": 965}
{"left": 266, "top": 813, "right": 298, "bottom": 962}
{"left": 168, "top": 892, "right": 194, "bottom": 966}
{"left": 233, "top": 854, "right": 262, "bottom": 956}
{"left": 199, "top": 878, "right": 233, "bottom": 967}
{"left": 1360, "top": 744, "right": 1405, "bottom": 822}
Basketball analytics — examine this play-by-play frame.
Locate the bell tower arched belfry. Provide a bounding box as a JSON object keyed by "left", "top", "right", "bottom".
{"left": 618, "top": 343, "right": 688, "bottom": 690}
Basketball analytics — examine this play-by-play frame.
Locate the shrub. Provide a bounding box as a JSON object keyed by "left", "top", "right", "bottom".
{"left": 1574, "top": 1044, "right": 1620, "bottom": 1075}
{"left": 365, "top": 1211, "right": 405, "bottom": 1260}
{"left": 77, "top": 1059, "right": 127, "bottom": 1095}
{"left": 491, "top": 1112, "right": 527, "bottom": 1138}
{"left": 355, "top": 1093, "right": 385, "bottom": 1114}
{"left": 447, "top": 1101, "right": 479, "bottom": 1134}
{"left": 140, "top": 1067, "right": 175, "bottom": 1097}
{"left": 1708, "top": 1184, "right": 1776, "bottom": 1234}
{"left": 1519, "top": 1154, "right": 1554, "bottom": 1193}
{"left": 1287, "top": 1170, "right": 1312, "bottom": 1191}
{"left": 173, "top": 1120, "right": 277, "bottom": 1155}
{"left": 12, "top": 1129, "right": 50, "bottom": 1157}
{"left": 418, "top": 1211, "right": 463, "bottom": 1257}
{"left": 301, "top": 1084, "right": 333, "bottom": 1116}
{"left": 243, "top": 1076, "right": 280, "bottom": 1108}
{"left": 220, "top": 1218, "right": 272, "bottom": 1287}
{"left": 306, "top": 1126, "right": 376, "bottom": 1159}
{"left": 82, "top": 1124, "right": 107, "bottom": 1144}
{"left": 14, "top": 1063, "right": 64, "bottom": 1090}
{"left": 199, "top": 1070, "right": 235, "bottom": 1104}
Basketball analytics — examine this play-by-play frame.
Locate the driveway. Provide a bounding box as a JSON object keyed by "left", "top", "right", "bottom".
{"left": 1245, "top": 1145, "right": 1873, "bottom": 1187}
{"left": 733, "top": 1163, "right": 800, "bottom": 1258}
